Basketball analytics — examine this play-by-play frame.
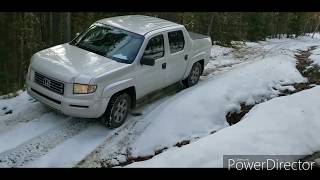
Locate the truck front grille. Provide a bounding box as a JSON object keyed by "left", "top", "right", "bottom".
{"left": 34, "top": 72, "right": 64, "bottom": 95}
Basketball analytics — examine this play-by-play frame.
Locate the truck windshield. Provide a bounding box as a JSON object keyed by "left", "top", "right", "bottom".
{"left": 70, "top": 24, "right": 144, "bottom": 64}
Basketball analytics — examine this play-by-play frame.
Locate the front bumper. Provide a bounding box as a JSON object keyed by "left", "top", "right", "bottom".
{"left": 26, "top": 79, "right": 109, "bottom": 118}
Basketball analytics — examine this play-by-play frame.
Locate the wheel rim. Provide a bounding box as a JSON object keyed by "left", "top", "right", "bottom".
{"left": 190, "top": 65, "right": 201, "bottom": 84}
{"left": 112, "top": 98, "right": 129, "bottom": 124}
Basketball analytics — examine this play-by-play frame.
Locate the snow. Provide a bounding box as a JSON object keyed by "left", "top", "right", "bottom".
{"left": 245, "top": 36, "right": 320, "bottom": 58}
{"left": 129, "top": 86, "right": 320, "bottom": 167}
{"left": 305, "top": 32, "right": 320, "bottom": 40}
{"left": 129, "top": 53, "right": 306, "bottom": 157}
{"left": 0, "top": 91, "right": 32, "bottom": 116}
{"left": 0, "top": 91, "right": 49, "bottom": 133}
{"left": 0, "top": 113, "right": 69, "bottom": 153}
{"left": 0, "top": 90, "right": 24, "bottom": 100}
{"left": 206, "top": 46, "right": 239, "bottom": 71}
{"left": 204, "top": 49, "right": 239, "bottom": 78}
{"left": 25, "top": 124, "right": 110, "bottom": 167}
{"left": 210, "top": 45, "right": 233, "bottom": 59}
{"left": 310, "top": 47, "right": 320, "bottom": 67}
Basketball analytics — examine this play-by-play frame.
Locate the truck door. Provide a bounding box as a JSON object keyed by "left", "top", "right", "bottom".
{"left": 165, "top": 29, "right": 189, "bottom": 86}
{"left": 135, "top": 34, "right": 167, "bottom": 97}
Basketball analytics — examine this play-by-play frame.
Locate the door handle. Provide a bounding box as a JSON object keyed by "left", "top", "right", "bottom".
{"left": 162, "top": 63, "right": 166, "bottom": 69}
{"left": 184, "top": 54, "right": 188, "bottom": 60}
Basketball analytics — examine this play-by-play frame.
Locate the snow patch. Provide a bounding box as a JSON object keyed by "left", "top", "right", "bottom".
{"left": 129, "top": 54, "right": 306, "bottom": 157}
{"left": 210, "top": 45, "right": 233, "bottom": 59}
{"left": 129, "top": 86, "right": 320, "bottom": 167}
{"left": 310, "top": 47, "right": 320, "bottom": 67}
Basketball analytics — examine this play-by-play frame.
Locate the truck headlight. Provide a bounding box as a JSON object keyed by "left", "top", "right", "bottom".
{"left": 73, "top": 84, "right": 97, "bottom": 94}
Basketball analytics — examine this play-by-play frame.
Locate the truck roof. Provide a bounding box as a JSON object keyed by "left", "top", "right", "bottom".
{"left": 96, "top": 15, "right": 181, "bottom": 35}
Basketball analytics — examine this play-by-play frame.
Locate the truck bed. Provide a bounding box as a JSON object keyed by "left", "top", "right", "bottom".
{"left": 188, "top": 31, "right": 210, "bottom": 40}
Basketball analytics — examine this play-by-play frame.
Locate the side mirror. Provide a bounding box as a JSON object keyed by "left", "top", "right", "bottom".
{"left": 140, "top": 56, "right": 155, "bottom": 66}
{"left": 75, "top": 32, "right": 80, "bottom": 37}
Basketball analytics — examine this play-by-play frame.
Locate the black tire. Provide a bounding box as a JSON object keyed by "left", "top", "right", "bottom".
{"left": 182, "top": 62, "right": 202, "bottom": 88}
{"left": 101, "top": 93, "right": 131, "bottom": 128}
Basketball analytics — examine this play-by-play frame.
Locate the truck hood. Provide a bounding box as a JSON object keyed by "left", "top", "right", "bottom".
{"left": 31, "top": 43, "right": 129, "bottom": 83}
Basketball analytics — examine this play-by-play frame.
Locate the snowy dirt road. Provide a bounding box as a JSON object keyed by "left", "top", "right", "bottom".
{"left": 1, "top": 36, "right": 320, "bottom": 167}
{"left": 0, "top": 87, "right": 177, "bottom": 167}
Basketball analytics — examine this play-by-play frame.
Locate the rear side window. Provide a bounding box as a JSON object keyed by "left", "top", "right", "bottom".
{"left": 143, "top": 35, "right": 165, "bottom": 60}
{"left": 168, "top": 30, "right": 185, "bottom": 54}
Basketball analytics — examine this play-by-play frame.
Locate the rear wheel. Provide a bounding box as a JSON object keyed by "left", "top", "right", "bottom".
{"left": 182, "top": 62, "right": 202, "bottom": 87}
{"left": 101, "top": 93, "right": 131, "bottom": 128}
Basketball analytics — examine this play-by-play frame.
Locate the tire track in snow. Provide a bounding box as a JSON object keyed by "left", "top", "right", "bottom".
{"left": 0, "top": 84, "right": 181, "bottom": 167}
{"left": 0, "top": 112, "right": 68, "bottom": 153}
{"left": 0, "top": 117, "right": 95, "bottom": 167}
{"left": 77, "top": 94, "right": 176, "bottom": 167}
{"left": 24, "top": 124, "right": 111, "bottom": 167}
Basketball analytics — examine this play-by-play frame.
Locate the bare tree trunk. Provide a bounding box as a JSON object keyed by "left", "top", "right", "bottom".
{"left": 18, "top": 35, "right": 24, "bottom": 89}
{"left": 207, "top": 14, "right": 214, "bottom": 36}
{"left": 303, "top": 19, "right": 309, "bottom": 35}
{"left": 64, "top": 12, "right": 71, "bottom": 42}
{"left": 16, "top": 13, "right": 24, "bottom": 89}
{"left": 4, "top": 61, "right": 9, "bottom": 94}
{"left": 49, "top": 12, "right": 53, "bottom": 44}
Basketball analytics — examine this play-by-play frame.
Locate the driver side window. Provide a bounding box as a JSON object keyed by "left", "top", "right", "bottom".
{"left": 143, "top": 34, "right": 164, "bottom": 60}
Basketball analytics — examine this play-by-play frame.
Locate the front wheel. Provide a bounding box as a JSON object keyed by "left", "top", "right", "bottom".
{"left": 182, "top": 62, "right": 202, "bottom": 88}
{"left": 101, "top": 93, "right": 131, "bottom": 128}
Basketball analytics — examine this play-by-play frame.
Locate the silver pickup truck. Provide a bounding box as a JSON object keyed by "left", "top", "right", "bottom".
{"left": 26, "top": 15, "right": 212, "bottom": 128}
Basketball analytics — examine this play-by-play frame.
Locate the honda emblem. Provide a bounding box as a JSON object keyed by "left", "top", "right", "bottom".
{"left": 43, "top": 78, "right": 51, "bottom": 87}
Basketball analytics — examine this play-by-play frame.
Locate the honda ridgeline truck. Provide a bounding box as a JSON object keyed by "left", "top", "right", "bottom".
{"left": 26, "top": 15, "right": 212, "bottom": 128}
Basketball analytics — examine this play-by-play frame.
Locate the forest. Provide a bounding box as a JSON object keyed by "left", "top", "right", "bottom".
{"left": 0, "top": 12, "right": 319, "bottom": 95}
